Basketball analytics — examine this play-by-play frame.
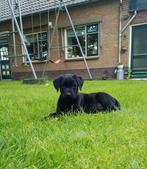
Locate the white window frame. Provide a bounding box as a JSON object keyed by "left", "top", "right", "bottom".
{"left": 64, "top": 23, "right": 100, "bottom": 60}
{"left": 24, "top": 31, "right": 48, "bottom": 63}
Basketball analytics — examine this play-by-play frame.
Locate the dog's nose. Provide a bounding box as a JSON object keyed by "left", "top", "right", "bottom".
{"left": 66, "top": 92, "right": 71, "bottom": 96}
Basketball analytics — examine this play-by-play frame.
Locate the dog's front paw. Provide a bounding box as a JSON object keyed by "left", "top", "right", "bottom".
{"left": 48, "top": 112, "right": 60, "bottom": 118}
{"left": 42, "top": 112, "right": 60, "bottom": 121}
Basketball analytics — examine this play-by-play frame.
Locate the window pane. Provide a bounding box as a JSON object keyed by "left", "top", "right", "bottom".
{"left": 38, "top": 32, "right": 47, "bottom": 41}
{"left": 87, "top": 33, "right": 98, "bottom": 56}
{"left": 67, "top": 27, "right": 85, "bottom": 58}
{"left": 67, "top": 26, "right": 85, "bottom": 37}
{"left": 2, "top": 65, "right": 5, "bottom": 69}
{"left": 6, "top": 65, "right": 9, "bottom": 69}
{"left": 39, "top": 41, "right": 48, "bottom": 60}
{"left": 0, "top": 46, "right": 9, "bottom": 60}
{"left": 66, "top": 24, "right": 99, "bottom": 58}
{"left": 133, "top": 57, "right": 147, "bottom": 69}
{"left": 26, "top": 34, "right": 38, "bottom": 60}
{"left": 27, "top": 42, "right": 38, "bottom": 60}
{"left": 26, "top": 34, "right": 37, "bottom": 43}
{"left": 67, "top": 35, "right": 85, "bottom": 58}
{"left": 26, "top": 32, "right": 48, "bottom": 61}
{"left": 134, "top": 27, "right": 147, "bottom": 55}
{"left": 7, "top": 71, "right": 10, "bottom": 75}
{"left": 87, "top": 24, "right": 98, "bottom": 33}
{"left": 2, "top": 71, "right": 6, "bottom": 75}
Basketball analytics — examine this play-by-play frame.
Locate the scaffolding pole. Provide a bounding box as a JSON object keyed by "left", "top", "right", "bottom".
{"left": 61, "top": 0, "right": 92, "bottom": 79}
{"left": 17, "top": 0, "right": 26, "bottom": 61}
{"left": 11, "top": 0, "right": 17, "bottom": 66}
{"left": 7, "top": 0, "right": 37, "bottom": 79}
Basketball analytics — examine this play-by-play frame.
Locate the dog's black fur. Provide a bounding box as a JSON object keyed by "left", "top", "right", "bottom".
{"left": 48, "top": 74, "right": 121, "bottom": 117}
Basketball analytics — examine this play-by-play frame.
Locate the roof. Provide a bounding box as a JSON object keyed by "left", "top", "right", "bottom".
{"left": 0, "top": 0, "right": 99, "bottom": 22}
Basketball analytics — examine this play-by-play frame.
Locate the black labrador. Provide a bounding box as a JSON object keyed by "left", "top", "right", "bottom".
{"left": 47, "top": 74, "right": 121, "bottom": 118}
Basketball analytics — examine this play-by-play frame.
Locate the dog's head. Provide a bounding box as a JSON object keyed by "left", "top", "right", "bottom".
{"left": 53, "top": 74, "right": 84, "bottom": 99}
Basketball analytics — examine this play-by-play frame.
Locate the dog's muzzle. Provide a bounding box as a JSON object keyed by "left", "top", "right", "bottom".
{"left": 66, "top": 92, "right": 71, "bottom": 96}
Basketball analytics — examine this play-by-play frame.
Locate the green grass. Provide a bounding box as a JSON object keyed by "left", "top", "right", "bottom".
{"left": 0, "top": 80, "right": 146, "bottom": 169}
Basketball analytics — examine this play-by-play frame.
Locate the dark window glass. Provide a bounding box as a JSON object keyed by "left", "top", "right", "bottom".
{"left": 134, "top": 28, "right": 147, "bottom": 55}
{"left": 66, "top": 24, "right": 99, "bottom": 58}
{"left": 26, "top": 32, "right": 48, "bottom": 61}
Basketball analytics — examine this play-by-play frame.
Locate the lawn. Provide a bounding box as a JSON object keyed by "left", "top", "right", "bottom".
{"left": 0, "top": 80, "right": 146, "bottom": 169}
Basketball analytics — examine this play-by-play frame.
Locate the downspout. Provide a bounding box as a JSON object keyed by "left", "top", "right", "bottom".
{"left": 121, "top": 10, "right": 137, "bottom": 33}
{"left": 118, "top": 0, "right": 122, "bottom": 63}
{"left": 118, "top": 0, "right": 137, "bottom": 64}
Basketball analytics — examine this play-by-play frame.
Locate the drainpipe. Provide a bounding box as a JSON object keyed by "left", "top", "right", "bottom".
{"left": 121, "top": 10, "right": 137, "bottom": 33}
{"left": 118, "top": 0, "right": 137, "bottom": 63}
{"left": 118, "top": 0, "right": 122, "bottom": 63}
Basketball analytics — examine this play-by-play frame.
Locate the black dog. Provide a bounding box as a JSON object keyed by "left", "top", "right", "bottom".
{"left": 48, "top": 74, "right": 120, "bottom": 117}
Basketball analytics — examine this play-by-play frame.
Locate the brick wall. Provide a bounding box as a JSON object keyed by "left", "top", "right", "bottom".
{"left": 131, "top": 10, "right": 147, "bottom": 24}
{"left": 120, "top": 0, "right": 130, "bottom": 68}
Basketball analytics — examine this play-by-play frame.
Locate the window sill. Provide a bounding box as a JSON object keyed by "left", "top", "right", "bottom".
{"left": 23, "top": 60, "right": 48, "bottom": 65}
{"left": 64, "top": 56, "right": 99, "bottom": 62}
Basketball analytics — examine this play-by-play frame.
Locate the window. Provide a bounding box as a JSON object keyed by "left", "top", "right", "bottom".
{"left": 65, "top": 24, "right": 99, "bottom": 59}
{"left": 25, "top": 32, "right": 48, "bottom": 61}
{"left": 134, "top": 27, "right": 147, "bottom": 55}
{"left": 0, "top": 46, "right": 9, "bottom": 60}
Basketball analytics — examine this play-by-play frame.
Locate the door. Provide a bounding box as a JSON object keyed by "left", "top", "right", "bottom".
{"left": 131, "top": 24, "right": 147, "bottom": 78}
{"left": 0, "top": 45, "right": 11, "bottom": 79}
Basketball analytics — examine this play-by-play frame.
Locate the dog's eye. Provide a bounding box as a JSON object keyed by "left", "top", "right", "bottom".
{"left": 61, "top": 86, "right": 65, "bottom": 90}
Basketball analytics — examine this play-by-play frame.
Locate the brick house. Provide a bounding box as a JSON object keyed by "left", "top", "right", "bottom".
{"left": 0, "top": 0, "right": 147, "bottom": 80}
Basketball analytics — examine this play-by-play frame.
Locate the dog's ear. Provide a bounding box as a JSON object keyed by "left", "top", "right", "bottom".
{"left": 73, "top": 75, "right": 84, "bottom": 90}
{"left": 53, "top": 76, "right": 63, "bottom": 92}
